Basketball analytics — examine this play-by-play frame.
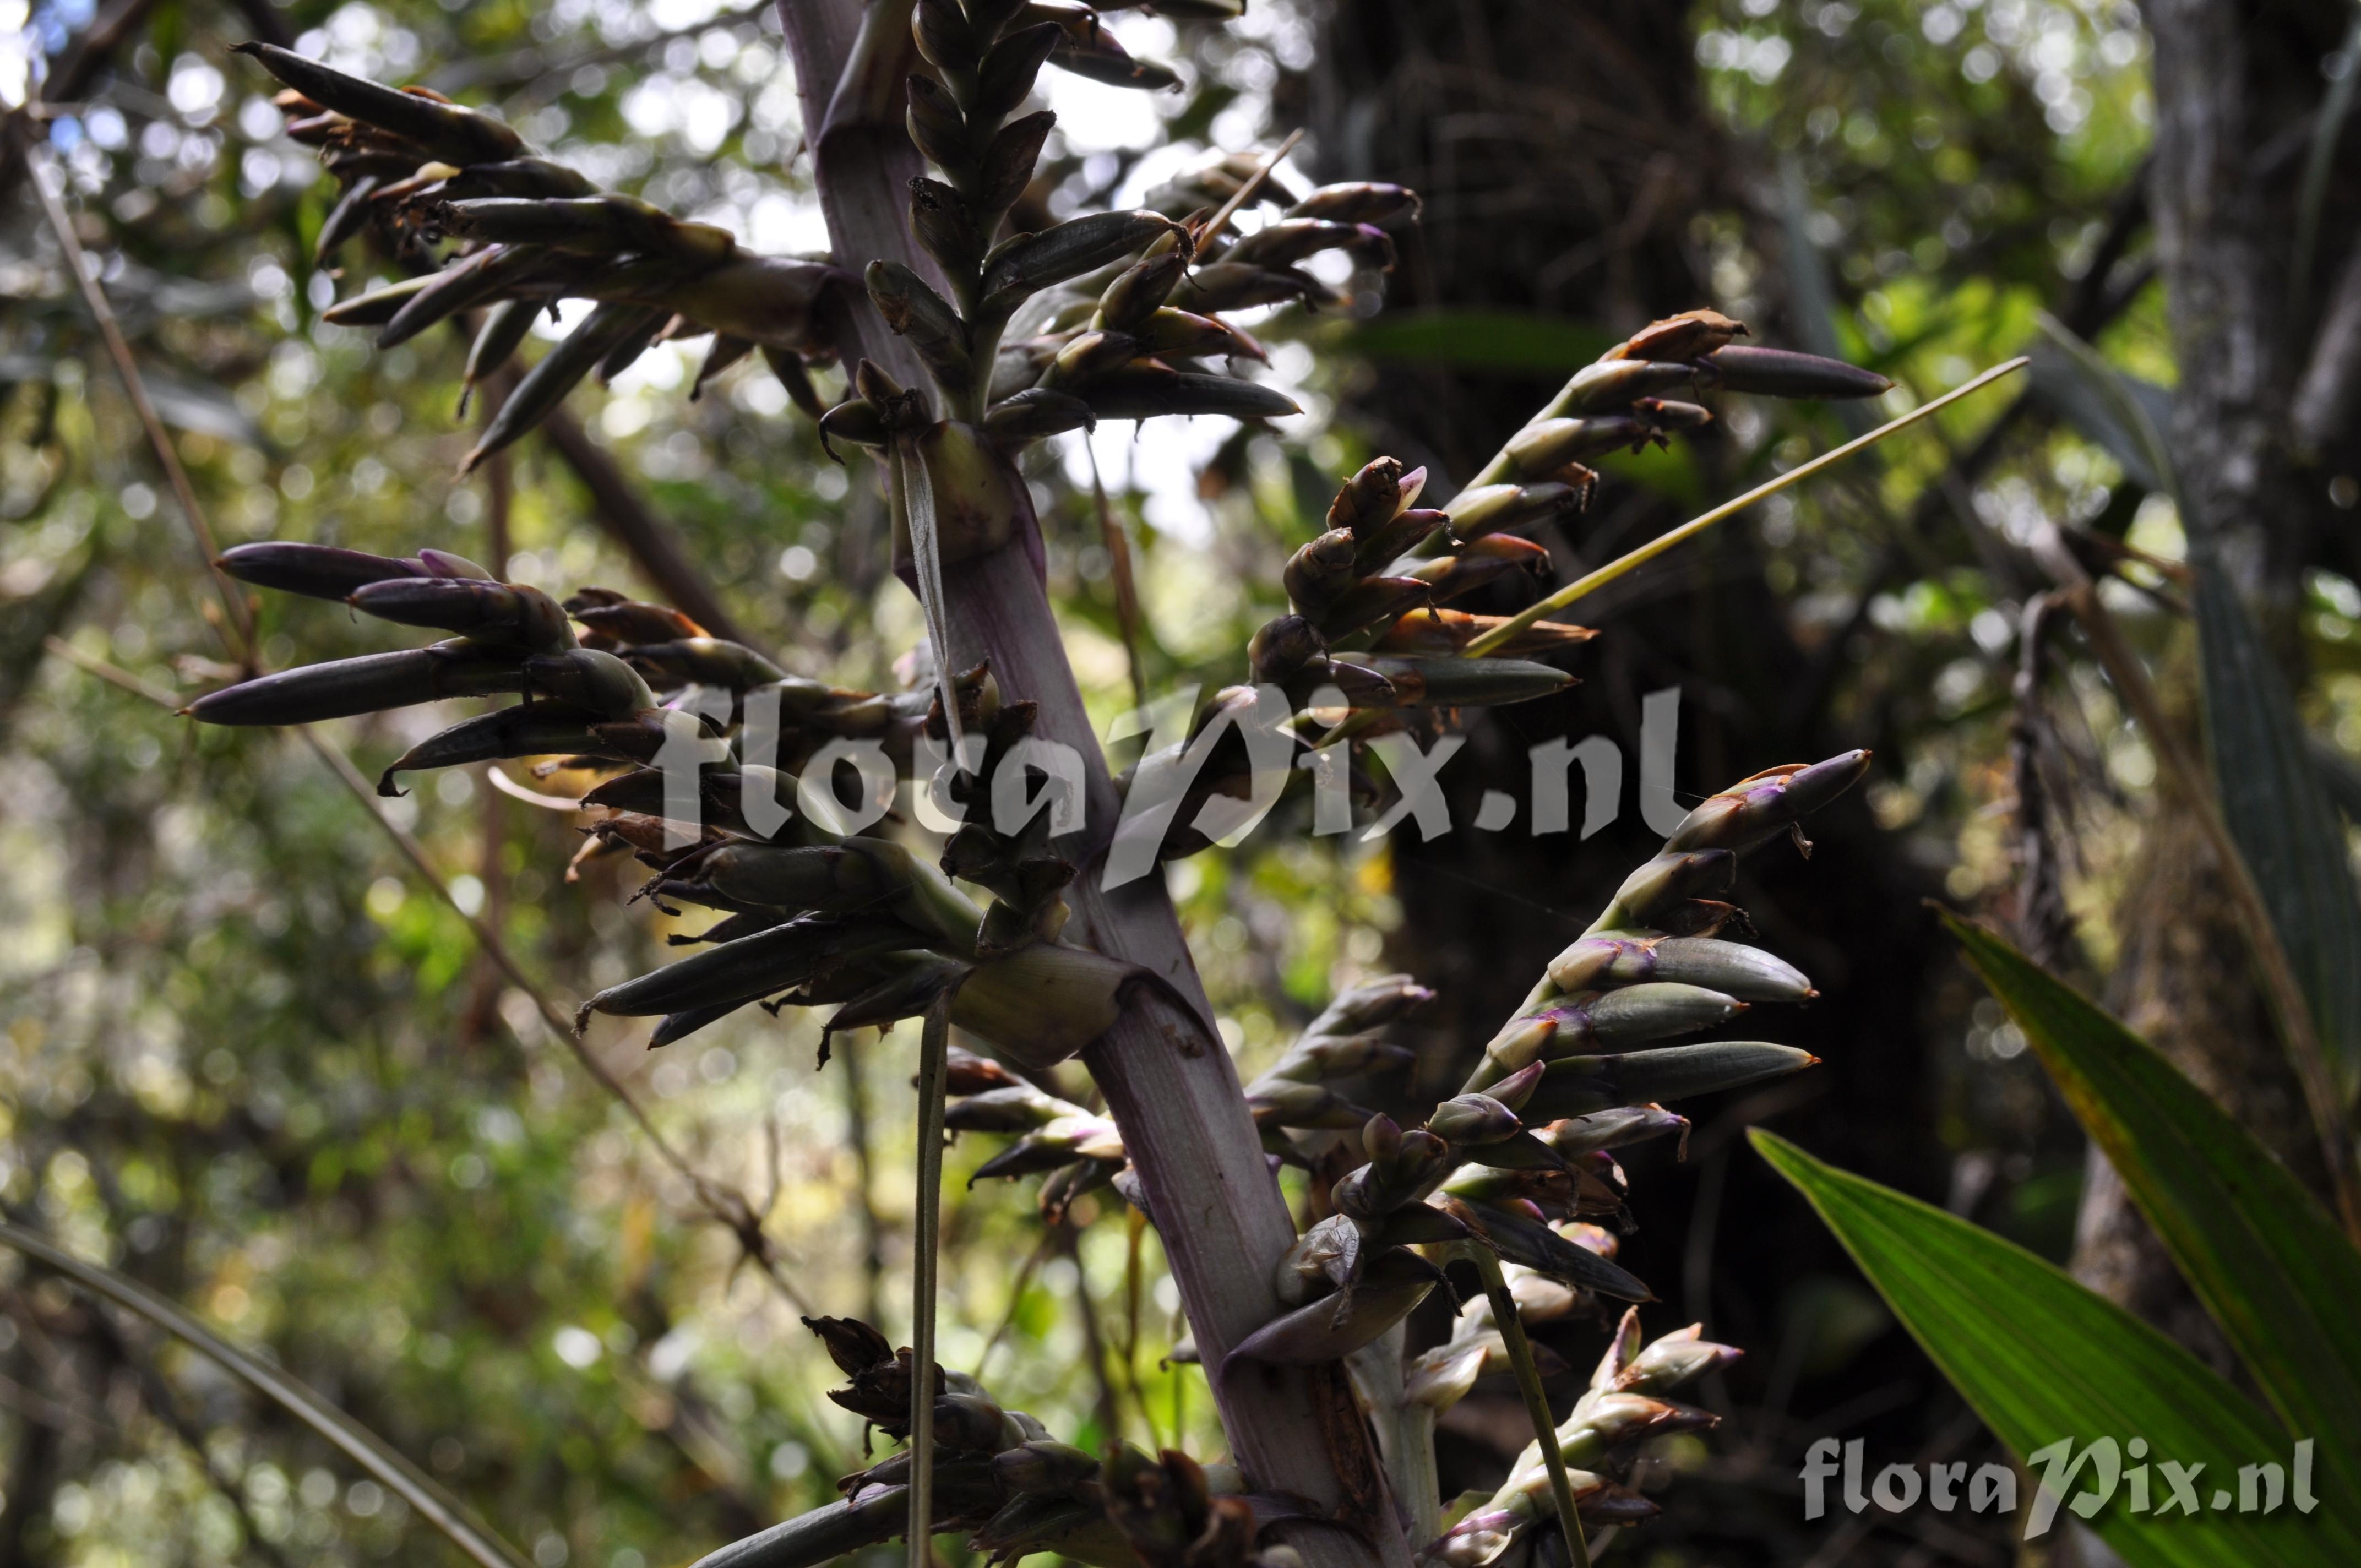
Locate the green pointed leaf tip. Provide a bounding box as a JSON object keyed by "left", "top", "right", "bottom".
{"left": 1943, "top": 913, "right": 2361, "bottom": 1499}
{"left": 1753, "top": 1129, "right": 2360, "bottom": 1568}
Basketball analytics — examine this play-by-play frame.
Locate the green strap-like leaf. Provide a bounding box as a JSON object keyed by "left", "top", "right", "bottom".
{"left": 2193, "top": 559, "right": 2361, "bottom": 1101}
{"left": 1947, "top": 915, "right": 2361, "bottom": 1499}
{"left": 1753, "top": 1130, "right": 2355, "bottom": 1568}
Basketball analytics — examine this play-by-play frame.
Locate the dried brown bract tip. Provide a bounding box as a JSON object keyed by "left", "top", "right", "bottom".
{"left": 802, "top": 1315, "right": 943, "bottom": 1436}
{"left": 1603, "top": 307, "right": 1749, "bottom": 363}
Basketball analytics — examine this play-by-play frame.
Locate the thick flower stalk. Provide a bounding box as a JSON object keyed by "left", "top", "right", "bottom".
{"left": 942, "top": 755, "right": 1864, "bottom": 1560}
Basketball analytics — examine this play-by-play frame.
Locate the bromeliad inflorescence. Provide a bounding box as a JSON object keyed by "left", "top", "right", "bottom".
{"left": 179, "top": 10, "right": 1914, "bottom": 1565}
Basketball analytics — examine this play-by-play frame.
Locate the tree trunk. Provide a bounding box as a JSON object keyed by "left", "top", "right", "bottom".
{"left": 2141, "top": 0, "right": 2315, "bottom": 601}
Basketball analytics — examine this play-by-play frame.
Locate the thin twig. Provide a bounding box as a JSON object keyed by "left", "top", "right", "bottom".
{"left": 0, "top": 1218, "right": 532, "bottom": 1568}
{"left": 47, "top": 597, "right": 820, "bottom": 1315}
{"left": 1470, "top": 1245, "right": 1590, "bottom": 1568}
{"left": 1119, "top": 1205, "right": 1159, "bottom": 1449}
{"left": 23, "top": 132, "right": 255, "bottom": 660}
{"left": 41, "top": 635, "right": 181, "bottom": 709}
{"left": 0, "top": 1359, "right": 114, "bottom": 1438}
{"left": 1057, "top": 1218, "right": 1125, "bottom": 1448}
{"left": 46, "top": 598, "right": 806, "bottom": 1308}
{"left": 842, "top": 1038, "right": 889, "bottom": 1329}
{"left": 23, "top": 174, "right": 820, "bottom": 1308}
{"left": 972, "top": 1229, "right": 1057, "bottom": 1381}
{"left": 87, "top": 1308, "right": 297, "bottom": 1568}
{"left": 1464, "top": 359, "right": 2030, "bottom": 656}
{"left": 301, "top": 731, "right": 823, "bottom": 1313}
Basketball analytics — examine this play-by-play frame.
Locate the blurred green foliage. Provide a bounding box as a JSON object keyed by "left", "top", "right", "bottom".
{"left": 8, "top": 0, "right": 2360, "bottom": 1564}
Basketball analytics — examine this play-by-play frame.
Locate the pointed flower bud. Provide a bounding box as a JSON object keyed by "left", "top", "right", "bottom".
{"left": 1403, "top": 1342, "right": 1488, "bottom": 1412}
{"left": 1505, "top": 415, "right": 1656, "bottom": 478}
{"left": 1521, "top": 1042, "right": 1817, "bottom": 1121}
{"left": 1546, "top": 934, "right": 1814, "bottom": 1001}
{"left": 184, "top": 647, "right": 524, "bottom": 727}
{"left": 1541, "top": 1105, "right": 1690, "bottom": 1158}
{"left": 942, "top": 1084, "right": 1074, "bottom": 1134}
{"left": 1347, "top": 654, "right": 1575, "bottom": 709}
{"left": 1355, "top": 505, "right": 1448, "bottom": 570}
{"left": 1076, "top": 367, "right": 1299, "bottom": 422}
{"left": 944, "top": 1045, "right": 1019, "bottom": 1095}
{"left": 1555, "top": 357, "right": 1701, "bottom": 414}
{"left": 1307, "top": 974, "right": 1436, "bottom": 1036}
{"left": 1604, "top": 848, "right": 1735, "bottom": 928}
{"left": 215, "top": 542, "right": 436, "bottom": 601}
{"left": 1427, "top": 1093, "right": 1522, "bottom": 1146}
{"left": 233, "top": 43, "right": 524, "bottom": 165}
{"left": 1661, "top": 751, "right": 1872, "bottom": 854}
{"left": 1701, "top": 343, "right": 1892, "bottom": 400}
{"left": 1589, "top": 1306, "right": 1644, "bottom": 1392}
{"left": 984, "top": 387, "right": 1097, "bottom": 442}
{"left": 1097, "top": 248, "right": 1190, "bottom": 331}
{"left": 1287, "top": 1032, "right": 1416, "bottom": 1080}
{"left": 1550, "top": 1391, "right": 1718, "bottom": 1469}
{"left": 982, "top": 210, "right": 1177, "bottom": 306}
{"left": 1446, "top": 480, "right": 1588, "bottom": 542}
{"left": 1400, "top": 534, "right": 1551, "bottom": 602}
{"left": 1247, "top": 1081, "right": 1374, "bottom": 1131}
{"left": 1526, "top": 982, "right": 1747, "bottom": 1052}
{"left": 1286, "top": 182, "right": 1421, "bottom": 226}
{"left": 579, "top": 914, "right": 924, "bottom": 1023}
{"left": 1485, "top": 1060, "right": 1548, "bottom": 1113}
{"left": 1617, "top": 1324, "right": 1743, "bottom": 1393}
{"left": 350, "top": 578, "right": 576, "bottom": 653}
{"left": 1482, "top": 1014, "right": 1559, "bottom": 1077}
